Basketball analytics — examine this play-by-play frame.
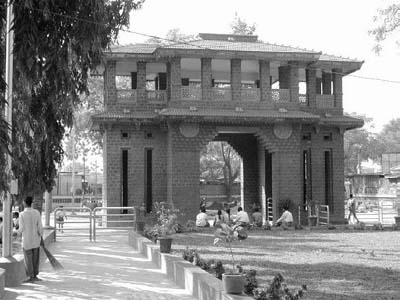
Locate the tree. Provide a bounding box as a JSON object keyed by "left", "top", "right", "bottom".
{"left": 146, "top": 28, "right": 196, "bottom": 44}
{"left": 370, "top": 3, "right": 400, "bottom": 53}
{"left": 344, "top": 113, "right": 384, "bottom": 175}
{"left": 200, "top": 142, "right": 241, "bottom": 202}
{"left": 0, "top": 0, "right": 143, "bottom": 203}
{"left": 230, "top": 13, "right": 257, "bottom": 35}
{"left": 379, "top": 118, "right": 400, "bottom": 153}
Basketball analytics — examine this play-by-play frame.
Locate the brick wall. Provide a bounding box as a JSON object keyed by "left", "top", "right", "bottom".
{"left": 103, "top": 125, "right": 167, "bottom": 209}
{"left": 302, "top": 125, "right": 346, "bottom": 224}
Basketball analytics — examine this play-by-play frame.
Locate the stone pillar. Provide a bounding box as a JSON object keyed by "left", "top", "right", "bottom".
{"left": 333, "top": 68, "right": 343, "bottom": 109}
{"left": 258, "top": 143, "right": 267, "bottom": 225}
{"left": 306, "top": 68, "right": 317, "bottom": 107}
{"left": 231, "top": 59, "right": 241, "bottom": 101}
{"left": 105, "top": 60, "right": 116, "bottom": 106}
{"left": 322, "top": 71, "right": 332, "bottom": 95}
{"left": 137, "top": 61, "right": 146, "bottom": 102}
{"left": 259, "top": 60, "right": 271, "bottom": 102}
{"left": 316, "top": 77, "right": 322, "bottom": 95}
{"left": 288, "top": 62, "right": 299, "bottom": 103}
{"left": 278, "top": 66, "right": 289, "bottom": 89}
{"left": 166, "top": 62, "right": 171, "bottom": 101}
{"left": 201, "top": 58, "right": 212, "bottom": 101}
{"left": 170, "top": 57, "right": 181, "bottom": 100}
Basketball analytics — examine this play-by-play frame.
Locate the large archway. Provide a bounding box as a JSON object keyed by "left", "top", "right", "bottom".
{"left": 200, "top": 131, "right": 274, "bottom": 225}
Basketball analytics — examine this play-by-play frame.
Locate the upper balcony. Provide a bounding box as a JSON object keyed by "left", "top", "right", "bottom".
{"left": 102, "top": 33, "right": 363, "bottom": 114}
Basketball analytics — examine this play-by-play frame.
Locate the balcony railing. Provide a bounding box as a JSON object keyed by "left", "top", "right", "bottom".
{"left": 241, "top": 88, "right": 260, "bottom": 101}
{"left": 316, "top": 95, "right": 334, "bottom": 109}
{"left": 117, "top": 89, "right": 137, "bottom": 102}
{"left": 212, "top": 87, "right": 232, "bottom": 101}
{"left": 299, "top": 94, "right": 307, "bottom": 105}
{"left": 271, "top": 89, "right": 290, "bottom": 102}
{"left": 182, "top": 86, "right": 201, "bottom": 100}
{"left": 146, "top": 90, "right": 167, "bottom": 102}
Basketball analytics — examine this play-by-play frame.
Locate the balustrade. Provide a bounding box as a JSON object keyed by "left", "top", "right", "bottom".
{"left": 271, "top": 89, "right": 290, "bottom": 102}
{"left": 299, "top": 94, "right": 307, "bottom": 105}
{"left": 146, "top": 90, "right": 167, "bottom": 102}
{"left": 182, "top": 86, "right": 201, "bottom": 100}
{"left": 316, "top": 95, "right": 334, "bottom": 109}
{"left": 117, "top": 89, "right": 137, "bottom": 102}
{"left": 241, "top": 88, "right": 260, "bottom": 101}
{"left": 212, "top": 87, "right": 232, "bottom": 101}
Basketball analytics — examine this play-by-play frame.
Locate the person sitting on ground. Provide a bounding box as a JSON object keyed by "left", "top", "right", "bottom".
{"left": 196, "top": 207, "right": 210, "bottom": 227}
{"left": 251, "top": 207, "right": 263, "bottom": 227}
{"left": 213, "top": 209, "right": 229, "bottom": 227}
{"left": 274, "top": 204, "right": 294, "bottom": 229}
{"left": 233, "top": 207, "right": 250, "bottom": 227}
{"left": 13, "top": 211, "right": 20, "bottom": 230}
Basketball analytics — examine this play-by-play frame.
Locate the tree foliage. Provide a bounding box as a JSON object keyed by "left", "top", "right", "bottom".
{"left": 146, "top": 28, "right": 196, "bottom": 44}
{"left": 200, "top": 142, "right": 241, "bottom": 201}
{"left": 0, "top": 0, "right": 143, "bottom": 199}
{"left": 230, "top": 13, "right": 257, "bottom": 35}
{"left": 370, "top": 3, "right": 400, "bottom": 53}
{"left": 344, "top": 113, "right": 383, "bottom": 175}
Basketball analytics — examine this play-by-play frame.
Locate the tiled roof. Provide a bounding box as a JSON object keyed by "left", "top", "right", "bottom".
{"left": 161, "top": 39, "right": 320, "bottom": 54}
{"left": 158, "top": 108, "right": 320, "bottom": 120}
{"left": 92, "top": 111, "right": 157, "bottom": 119}
{"left": 320, "top": 114, "right": 364, "bottom": 129}
{"left": 319, "top": 53, "right": 362, "bottom": 63}
{"left": 106, "top": 34, "right": 363, "bottom": 64}
{"left": 91, "top": 108, "right": 320, "bottom": 122}
{"left": 108, "top": 44, "right": 158, "bottom": 54}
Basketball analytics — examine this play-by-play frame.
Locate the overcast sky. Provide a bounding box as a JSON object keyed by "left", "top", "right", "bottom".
{"left": 117, "top": 0, "right": 400, "bottom": 133}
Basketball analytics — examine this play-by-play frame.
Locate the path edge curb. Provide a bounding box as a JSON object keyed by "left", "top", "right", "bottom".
{"left": 128, "top": 230, "right": 252, "bottom": 300}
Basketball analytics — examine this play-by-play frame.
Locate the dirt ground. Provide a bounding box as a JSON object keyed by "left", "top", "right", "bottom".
{"left": 171, "top": 228, "right": 400, "bottom": 300}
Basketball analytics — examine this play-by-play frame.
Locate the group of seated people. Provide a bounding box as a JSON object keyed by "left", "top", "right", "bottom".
{"left": 195, "top": 203, "right": 294, "bottom": 229}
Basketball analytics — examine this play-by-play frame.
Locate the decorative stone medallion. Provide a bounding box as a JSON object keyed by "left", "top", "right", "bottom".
{"left": 273, "top": 123, "right": 293, "bottom": 140}
{"left": 179, "top": 122, "right": 199, "bottom": 138}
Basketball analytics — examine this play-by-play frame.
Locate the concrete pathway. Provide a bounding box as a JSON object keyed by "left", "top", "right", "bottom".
{"left": 3, "top": 230, "right": 196, "bottom": 300}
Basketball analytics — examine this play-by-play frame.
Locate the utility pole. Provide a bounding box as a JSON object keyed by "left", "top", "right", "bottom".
{"left": 2, "top": 0, "right": 14, "bottom": 257}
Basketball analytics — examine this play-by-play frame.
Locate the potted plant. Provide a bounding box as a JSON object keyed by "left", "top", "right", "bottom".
{"left": 153, "top": 202, "right": 180, "bottom": 253}
{"left": 214, "top": 223, "right": 248, "bottom": 294}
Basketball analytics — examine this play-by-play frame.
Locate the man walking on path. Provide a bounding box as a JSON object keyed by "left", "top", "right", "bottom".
{"left": 347, "top": 194, "right": 360, "bottom": 224}
{"left": 18, "top": 196, "right": 43, "bottom": 282}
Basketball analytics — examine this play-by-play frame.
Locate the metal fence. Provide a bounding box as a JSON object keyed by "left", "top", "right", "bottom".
{"left": 53, "top": 206, "right": 136, "bottom": 242}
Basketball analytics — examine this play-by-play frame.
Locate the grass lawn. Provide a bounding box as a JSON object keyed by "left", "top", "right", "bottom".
{"left": 170, "top": 228, "right": 400, "bottom": 300}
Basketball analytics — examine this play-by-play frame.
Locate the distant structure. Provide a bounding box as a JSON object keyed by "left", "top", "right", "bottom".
{"left": 91, "top": 33, "right": 364, "bottom": 224}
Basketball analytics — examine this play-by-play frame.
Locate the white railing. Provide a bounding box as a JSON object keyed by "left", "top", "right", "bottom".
{"left": 117, "top": 89, "right": 137, "bottom": 102}
{"left": 182, "top": 86, "right": 201, "bottom": 100}
{"left": 271, "top": 89, "right": 290, "bottom": 102}
{"left": 241, "top": 88, "right": 260, "bottom": 101}
{"left": 146, "top": 90, "right": 167, "bottom": 102}
{"left": 212, "top": 87, "right": 232, "bottom": 101}
{"left": 316, "top": 94, "right": 334, "bottom": 109}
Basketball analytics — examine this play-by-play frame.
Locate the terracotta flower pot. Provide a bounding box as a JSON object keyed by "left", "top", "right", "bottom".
{"left": 136, "top": 221, "right": 145, "bottom": 232}
{"left": 222, "top": 273, "right": 245, "bottom": 294}
{"left": 159, "top": 237, "right": 173, "bottom": 253}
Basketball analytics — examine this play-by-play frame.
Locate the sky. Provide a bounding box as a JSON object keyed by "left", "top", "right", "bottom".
{"left": 117, "top": 0, "right": 400, "bottom": 133}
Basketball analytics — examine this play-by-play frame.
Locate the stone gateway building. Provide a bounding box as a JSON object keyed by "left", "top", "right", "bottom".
{"left": 91, "top": 33, "right": 363, "bottom": 224}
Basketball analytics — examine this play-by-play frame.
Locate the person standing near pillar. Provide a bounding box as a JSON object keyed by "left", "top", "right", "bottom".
{"left": 18, "top": 196, "right": 44, "bottom": 282}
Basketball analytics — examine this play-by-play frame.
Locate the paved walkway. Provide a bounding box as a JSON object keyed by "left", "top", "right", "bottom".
{"left": 3, "top": 230, "right": 196, "bottom": 300}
